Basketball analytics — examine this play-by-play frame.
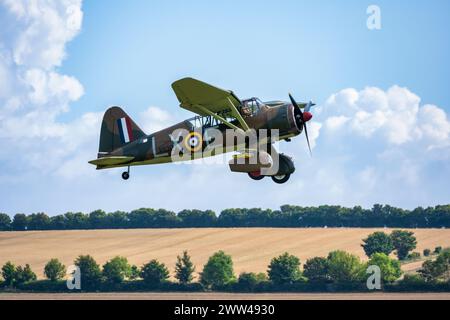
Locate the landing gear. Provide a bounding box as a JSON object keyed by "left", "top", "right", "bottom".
{"left": 248, "top": 171, "right": 265, "bottom": 181}
{"left": 270, "top": 153, "right": 295, "bottom": 184}
{"left": 122, "top": 167, "right": 130, "bottom": 180}
{"left": 271, "top": 174, "right": 291, "bottom": 184}
{"left": 246, "top": 153, "right": 295, "bottom": 184}
{"left": 247, "top": 172, "right": 291, "bottom": 184}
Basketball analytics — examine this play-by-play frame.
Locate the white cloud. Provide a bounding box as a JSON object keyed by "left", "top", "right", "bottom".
{"left": 304, "top": 121, "right": 322, "bottom": 150}
{"left": 418, "top": 104, "right": 450, "bottom": 144}
{"left": 324, "top": 116, "right": 350, "bottom": 131}
{"left": 321, "top": 85, "right": 450, "bottom": 147}
{"left": 0, "top": 0, "right": 93, "bottom": 178}
{"left": 299, "top": 85, "right": 450, "bottom": 208}
{"left": 2, "top": 0, "right": 83, "bottom": 70}
{"left": 140, "top": 106, "right": 174, "bottom": 133}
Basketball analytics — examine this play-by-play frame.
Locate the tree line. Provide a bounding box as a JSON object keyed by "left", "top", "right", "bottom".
{"left": 1, "top": 230, "right": 449, "bottom": 293}
{"left": 1, "top": 204, "right": 450, "bottom": 231}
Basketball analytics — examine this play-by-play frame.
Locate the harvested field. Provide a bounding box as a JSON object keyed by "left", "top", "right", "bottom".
{"left": 0, "top": 228, "right": 449, "bottom": 279}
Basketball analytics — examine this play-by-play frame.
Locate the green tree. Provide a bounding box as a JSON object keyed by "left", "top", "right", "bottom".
{"left": 64, "top": 212, "right": 89, "bottom": 229}
{"left": 390, "top": 230, "right": 417, "bottom": 260}
{"left": 436, "top": 250, "right": 450, "bottom": 281}
{"left": 0, "top": 213, "right": 11, "bottom": 231}
{"left": 434, "top": 246, "right": 443, "bottom": 254}
{"left": 367, "top": 253, "right": 402, "bottom": 283}
{"left": 236, "top": 272, "right": 267, "bottom": 291}
{"left": 130, "top": 265, "right": 140, "bottom": 280}
{"left": 102, "top": 256, "right": 131, "bottom": 284}
{"left": 419, "top": 260, "right": 440, "bottom": 282}
{"left": 200, "top": 251, "right": 235, "bottom": 289}
{"left": 74, "top": 255, "right": 102, "bottom": 288}
{"left": 12, "top": 213, "right": 28, "bottom": 231}
{"left": 408, "top": 252, "right": 421, "bottom": 260}
{"left": 27, "top": 213, "right": 51, "bottom": 230}
{"left": 50, "top": 215, "right": 67, "bottom": 230}
{"left": 361, "top": 232, "right": 394, "bottom": 258}
{"left": 267, "top": 252, "right": 301, "bottom": 286}
{"left": 15, "top": 264, "right": 37, "bottom": 284}
{"left": 175, "top": 251, "right": 195, "bottom": 285}
{"left": 327, "top": 251, "right": 366, "bottom": 284}
{"left": 140, "top": 259, "right": 170, "bottom": 286}
{"left": 303, "top": 257, "right": 329, "bottom": 283}
{"left": 178, "top": 210, "right": 217, "bottom": 227}
{"left": 128, "top": 208, "right": 179, "bottom": 228}
{"left": 89, "top": 210, "right": 107, "bottom": 229}
{"left": 1, "top": 262, "right": 17, "bottom": 286}
{"left": 217, "top": 209, "right": 247, "bottom": 227}
{"left": 419, "top": 251, "right": 450, "bottom": 282}
{"left": 106, "top": 211, "right": 129, "bottom": 229}
{"left": 44, "top": 259, "right": 66, "bottom": 282}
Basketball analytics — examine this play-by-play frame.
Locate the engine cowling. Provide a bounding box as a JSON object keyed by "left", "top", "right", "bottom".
{"left": 266, "top": 104, "right": 303, "bottom": 137}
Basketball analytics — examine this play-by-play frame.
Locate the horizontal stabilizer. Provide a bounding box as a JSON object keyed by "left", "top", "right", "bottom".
{"left": 88, "top": 156, "right": 134, "bottom": 166}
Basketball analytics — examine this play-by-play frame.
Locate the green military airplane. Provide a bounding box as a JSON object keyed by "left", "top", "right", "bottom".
{"left": 89, "top": 78, "right": 315, "bottom": 184}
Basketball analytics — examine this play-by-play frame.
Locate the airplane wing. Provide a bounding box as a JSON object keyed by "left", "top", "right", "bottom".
{"left": 172, "top": 78, "right": 249, "bottom": 131}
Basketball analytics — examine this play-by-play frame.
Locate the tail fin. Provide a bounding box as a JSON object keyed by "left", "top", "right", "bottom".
{"left": 98, "top": 106, "right": 146, "bottom": 155}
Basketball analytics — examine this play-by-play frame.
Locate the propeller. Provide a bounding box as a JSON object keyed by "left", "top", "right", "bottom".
{"left": 289, "top": 93, "right": 314, "bottom": 156}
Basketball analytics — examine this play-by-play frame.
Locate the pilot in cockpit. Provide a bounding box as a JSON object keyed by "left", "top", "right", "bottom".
{"left": 240, "top": 98, "right": 262, "bottom": 117}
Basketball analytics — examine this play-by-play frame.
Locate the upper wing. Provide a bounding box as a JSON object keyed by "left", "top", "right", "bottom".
{"left": 172, "top": 77, "right": 249, "bottom": 131}
{"left": 172, "top": 77, "right": 241, "bottom": 116}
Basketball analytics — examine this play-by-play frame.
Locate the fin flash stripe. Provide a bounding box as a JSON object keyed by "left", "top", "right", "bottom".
{"left": 117, "top": 117, "right": 134, "bottom": 144}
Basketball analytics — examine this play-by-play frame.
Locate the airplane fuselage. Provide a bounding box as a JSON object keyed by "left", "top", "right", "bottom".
{"left": 101, "top": 102, "right": 303, "bottom": 169}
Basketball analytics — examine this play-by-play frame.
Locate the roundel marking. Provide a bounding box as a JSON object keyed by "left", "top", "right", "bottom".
{"left": 183, "top": 132, "right": 203, "bottom": 152}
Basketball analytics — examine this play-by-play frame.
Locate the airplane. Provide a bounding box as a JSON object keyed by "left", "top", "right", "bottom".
{"left": 89, "top": 77, "right": 315, "bottom": 184}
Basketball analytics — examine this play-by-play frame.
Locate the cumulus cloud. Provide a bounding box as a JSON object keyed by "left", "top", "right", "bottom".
{"left": 293, "top": 85, "right": 450, "bottom": 208}
{"left": 321, "top": 85, "right": 450, "bottom": 147}
{"left": 0, "top": 0, "right": 96, "bottom": 178}
{"left": 2, "top": 0, "right": 82, "bottom": 70}
{"left": 140, "top": 106, "right": 174, "bottom": 133}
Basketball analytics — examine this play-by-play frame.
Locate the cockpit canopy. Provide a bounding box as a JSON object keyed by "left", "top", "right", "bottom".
{"left": 241, "top": 97, "right": 265, "bottom": 116}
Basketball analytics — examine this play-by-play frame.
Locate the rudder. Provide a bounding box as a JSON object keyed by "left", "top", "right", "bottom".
{"left": 98, "top": 106, "right": 146, "bottom": 155}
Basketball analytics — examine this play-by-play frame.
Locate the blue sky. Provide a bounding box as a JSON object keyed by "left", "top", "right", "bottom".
{"left": 62, "top": 0, "right": 450, "bottom": 118}
{"left": 1, "top": 0, "right": 449, "bottom": 215}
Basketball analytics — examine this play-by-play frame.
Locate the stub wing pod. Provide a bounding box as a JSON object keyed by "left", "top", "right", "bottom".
{"left": 88, "top": 156, "right": 135, "bottom": 167}
{"left": 229, "top": 150, "right": 273, "bottom": 173}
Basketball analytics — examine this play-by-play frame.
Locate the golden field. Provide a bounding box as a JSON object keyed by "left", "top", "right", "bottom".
{"left": 1, "top": 228, "right": 449, "bottom": 279}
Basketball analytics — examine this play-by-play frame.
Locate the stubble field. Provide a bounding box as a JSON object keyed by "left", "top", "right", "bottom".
{"left": 1, "top": 227, "right": 449, "bottom": 279}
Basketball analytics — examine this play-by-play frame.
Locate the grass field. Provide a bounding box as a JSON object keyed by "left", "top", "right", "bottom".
{"left": 1, "top": 228, "right": 449, "bottom": 279}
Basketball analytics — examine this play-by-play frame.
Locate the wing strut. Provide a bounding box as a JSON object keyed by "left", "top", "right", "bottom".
{"left": 226, "top": 97, "right": 250, "bottom": 131}
{"left": 194, "top": 104, "right": 246, "bottom": 134}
